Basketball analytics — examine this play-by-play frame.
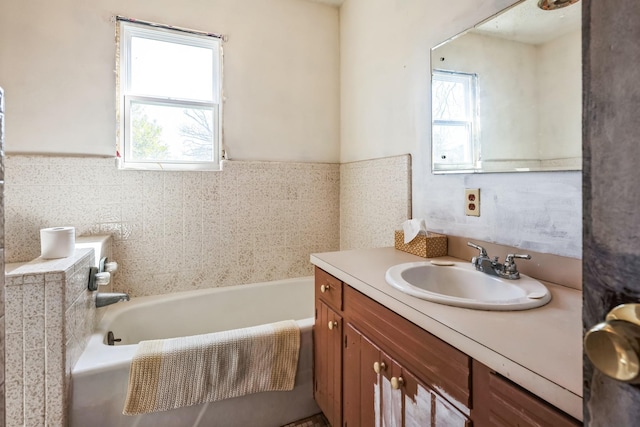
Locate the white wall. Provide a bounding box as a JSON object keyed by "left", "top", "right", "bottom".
{"left": 0, "top": 0, "right": 340, "bottom": 162}
{"left": 340, "top": 0, "right": 581, "bottom": 258}
{"left": 538, "top": 29, "right": 581, "bottom": 161}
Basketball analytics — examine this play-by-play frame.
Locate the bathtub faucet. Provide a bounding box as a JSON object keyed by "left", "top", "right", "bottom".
{"left": 96, "top": 292, "right": 130, "bottom": 308}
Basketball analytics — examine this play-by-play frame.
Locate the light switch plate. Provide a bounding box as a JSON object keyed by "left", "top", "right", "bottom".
{"left": 465, "top": 188, "right": 480, "bottom": 216}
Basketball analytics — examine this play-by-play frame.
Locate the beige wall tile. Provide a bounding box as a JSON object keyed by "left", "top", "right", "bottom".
{"left": 6, "top": 157, "right": 341, "bottom": 297}
{"left": 23, "top": 349, "right": 46, "bottom": 421}
{"left": 5, "top": 250, "right": 94, "bottom": 425}
{"left": 5, "top": 333, "right": 23, "bottom": 427}
{"left": 0, "top": 316, "right": 4, "bottom": 386}
{"left": 44, "top": 282, "right": 64, "bottom": 329}
{"left": 23, "top": 316, "right": 44, "bottom": 351}
{"left": 4, "top": 286, "right": 22, "bottom": 334}
{"left": 340, "top": 155, "right": 412, "bottom": 250}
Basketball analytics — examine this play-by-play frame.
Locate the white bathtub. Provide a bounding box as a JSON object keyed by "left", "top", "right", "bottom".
{"left": 70, "top": 277, "right": 318, "bottom": 427}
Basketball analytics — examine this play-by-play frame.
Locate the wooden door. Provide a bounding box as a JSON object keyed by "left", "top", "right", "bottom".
{"left": 583, "top": 0, "right": 640, "bottom": 424}
{"left": 315, "top": 300, "right": 342, "bottom": 426}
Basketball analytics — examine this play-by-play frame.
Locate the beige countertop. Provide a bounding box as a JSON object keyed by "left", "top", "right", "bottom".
{"left": 310, "top": 247, "right": 582, "bottom": 421}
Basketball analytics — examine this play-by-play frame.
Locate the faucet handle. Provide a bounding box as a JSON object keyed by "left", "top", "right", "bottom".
{"left": 504, "top": 253, "right": 531, "bottom": 274}
{"left": 467, "top": 242, "right": 488, "bottom": 257}
{"left": 505, "top": 253, "right": 531, "bottom": 262}
{"left": 95, "top": 272, "right": 111, "bottom": 286}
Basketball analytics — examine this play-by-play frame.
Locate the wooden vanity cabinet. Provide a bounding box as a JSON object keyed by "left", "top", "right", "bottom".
{"left": 314, "top": 267, "right": 470, "bottom": 426}
{"left": 314, "top": 269, "right": 343, "bottom": 427}
{"left": 313, "top": 267, "right": 580, "bottom": 427}
{"left": 344, "top": 323, "right": 470, "bottom": 427}
{"left": 472, "top": 361, "right": 580, "bottom": 427}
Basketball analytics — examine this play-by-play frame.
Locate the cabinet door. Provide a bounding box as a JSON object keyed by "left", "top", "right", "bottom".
{"left": 472, "top": 361, "right": 579, "bottom": 427}
{"left": 314, "top": 300, "right": 342, "bottom": 426}
{"left": 344, "top": 324, "right": 385, "bottom": 427}
{"left": 380, "top": 355, "right": 403, "bottom": 427}
{"left": 344, "top": 323, "right": 400, "bottom": 427}
{"left": 344, "top": 323, "right": 470, "bottom": 427}
{"left": 403, "top": 369, "right": 470, "bottom": 427}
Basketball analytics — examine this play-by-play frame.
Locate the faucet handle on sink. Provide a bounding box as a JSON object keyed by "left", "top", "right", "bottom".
{"left": 467, "top": 241, "right": 488, "bottom": 257}
{"left": 505, "top": 253, "right": 531, "bottom": 262}
{"left": 503, "top": 253, "right": 531, "bottom": 277}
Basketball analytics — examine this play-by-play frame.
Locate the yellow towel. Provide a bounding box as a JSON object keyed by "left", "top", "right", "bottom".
{"left": 123, "top": 320, "right": 300, "bottom": 415}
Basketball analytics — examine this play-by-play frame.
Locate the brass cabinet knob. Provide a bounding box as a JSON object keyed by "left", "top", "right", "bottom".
{"left": 373, "top": 361, "right": 387, "bottom": 374}
{"left": 328, "top": 320, "right": 338, "bottom": 330}
{"left": 320, "top": 284, "right": 330, "bottom": 293}
{"left": 585, "top": 304, "right": 640, "bottom": 383}
{"left": 390, "top": 376, "right": 404, "bottom": 390}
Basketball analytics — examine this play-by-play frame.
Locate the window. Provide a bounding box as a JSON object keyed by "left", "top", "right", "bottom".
{"left": 118, "top": 20, "right": 223, "bottom": 170}
{"left": 432, "top": 70, "right": 479, "bottom": 171}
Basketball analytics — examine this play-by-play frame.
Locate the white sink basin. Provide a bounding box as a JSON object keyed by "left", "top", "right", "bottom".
{"left": 385, "top": 261, "right": 551, "bottom": 311}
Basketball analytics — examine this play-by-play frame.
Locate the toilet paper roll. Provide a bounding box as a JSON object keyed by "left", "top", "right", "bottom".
{"left": 40, "top": 227, "right": 76, "bottom": 259}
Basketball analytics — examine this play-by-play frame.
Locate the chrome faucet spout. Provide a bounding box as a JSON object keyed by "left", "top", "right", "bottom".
{"left": 476, "top": 257, "right": 501, "bottom": 276}
{"left": 467, "top": 242, "right": 530, "bottom": 280}
{"left": 96, "top": 292, "right": 130, "bottom": 308}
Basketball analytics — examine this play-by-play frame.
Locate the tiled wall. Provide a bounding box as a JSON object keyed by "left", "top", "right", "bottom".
{"left": 340, "top": 155, "right": 412, "bottom": 250}
{"left": 1, "top": 153, "right": 408, "bottom": 426}
{"left": 5, "top": 156, "right": 341, "bottom": 297}
{"left": 1, "top": 86, "right": 6, "bottom": 426}
{"left": 5, "top": 249, "right": 93, "bottom": 427}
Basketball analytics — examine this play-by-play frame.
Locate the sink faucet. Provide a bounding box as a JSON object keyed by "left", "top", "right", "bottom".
{"left": 95, "top": 292, "right": 130, "bottom": 308}
{"left": 467, "top": 242, "right": 531, "bottom": 279}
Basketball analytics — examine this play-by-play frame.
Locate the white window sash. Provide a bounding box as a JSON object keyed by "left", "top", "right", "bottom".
{"left": 117, "top": 19, "right": 223, "bottom": 171}
{"left": 122, "top": 95, "right": 219, "bottom": 168}
{"left": 432, "top": 70, "right": 480, "bottom": 171}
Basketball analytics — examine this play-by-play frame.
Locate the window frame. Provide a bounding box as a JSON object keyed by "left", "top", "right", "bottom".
{"left": 431, "top": 69, "right": 480, "bottom": 172}
{"left": 117, "top": 19, "right": 223, "bottom": 171}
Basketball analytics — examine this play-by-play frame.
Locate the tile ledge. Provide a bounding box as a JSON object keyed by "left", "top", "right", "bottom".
{"left": 5, "top": 248, "right": 93, "bottom": 277}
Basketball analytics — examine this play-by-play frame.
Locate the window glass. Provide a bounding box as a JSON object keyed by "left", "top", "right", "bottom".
{"left": 432, "top": 73, "right": 472, "bottom": 121}
{"left": 130, "top": 37, "right": 215, "bottom": 102}
{"left": 128, "top": 101, "right": 216, "bottom": 162}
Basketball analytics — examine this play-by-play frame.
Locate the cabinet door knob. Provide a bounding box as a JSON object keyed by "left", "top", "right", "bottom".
{"left": 390, "top": 376, "right": 404, "bottom": 390}
{"left": 373, "top": 362, "right": 387, "bottom": 374}
{"left": 320, "top": 284, "right": 330, "bottom": 293}
{"left": 328, "top": 320, "right": 338, "bottom": 330}
{"left": 585, "top": 303, "right": 640, "bottom": 383}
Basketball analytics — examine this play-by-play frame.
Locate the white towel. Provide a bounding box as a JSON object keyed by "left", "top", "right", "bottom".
{"left": 123, "top": 320, "right": 300, "bottom": 415}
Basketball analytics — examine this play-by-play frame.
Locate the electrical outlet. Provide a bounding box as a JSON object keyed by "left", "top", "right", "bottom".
{"left": 465, "top": 188, "right": 480, "bottom": 216}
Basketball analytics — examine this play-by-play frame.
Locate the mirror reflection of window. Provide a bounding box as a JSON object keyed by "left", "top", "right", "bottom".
{"left": 430, "top": 0, "right": 581, "bottom": 174}
{"left": 432, "top": 70, "right": 479, "bottom": 171}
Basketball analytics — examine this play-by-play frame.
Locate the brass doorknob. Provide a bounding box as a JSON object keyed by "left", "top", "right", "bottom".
{"left": 373, "top": 361, "right": 387, "bottom": 374}
{"left": 390, "top": 376, "right": 404, "bottom": 390}
{"left": 585, "top": 304, "right": 640, "bottom": 383}
{"left": 328, "top": 320, "right": 338, "bottom": 330}
{"left": 320, "top": 284, "right": 330, "bottom": 293}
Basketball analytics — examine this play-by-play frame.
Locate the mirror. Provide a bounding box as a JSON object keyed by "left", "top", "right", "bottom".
{"left": 431, "top": 0, "right": 581, "bottom": 173}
